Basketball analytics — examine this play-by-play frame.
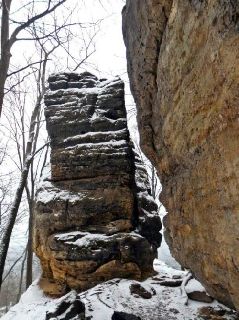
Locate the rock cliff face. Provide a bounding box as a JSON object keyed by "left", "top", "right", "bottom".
{"left": 123, "top": 0, "right": 239, "bottom": 309}
{"left": 33, "top": 72, "right": 161, "bottom": 296}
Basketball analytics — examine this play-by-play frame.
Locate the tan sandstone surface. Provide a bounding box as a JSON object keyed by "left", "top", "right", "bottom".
{"left": 33, "top": 72, "right": 161, "bottom": 296}
{"left": 123, "top": 0, "right": 239, "bottom": 309}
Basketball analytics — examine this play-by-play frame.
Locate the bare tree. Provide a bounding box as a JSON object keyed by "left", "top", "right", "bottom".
{"left": 0, "top": 0, "right": 68, "bottom": 118}
{"left": 5, "top": 62, "right": 48, "bottom": 289}
{"left": 0, "top": 1, "right": 101, "bottom": 292}
{"left": 0, "top": 94, "right": 48, "bottom": 291}
{"left": 0, "top": 145, "right": 14, "bottom": 237}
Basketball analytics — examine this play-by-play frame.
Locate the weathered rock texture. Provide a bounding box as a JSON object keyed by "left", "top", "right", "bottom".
{"left": 33, "top": 72, "right": 161, "bottom": 296}
{"left": 123, "top": 0, "right": 239, "bottom": 309}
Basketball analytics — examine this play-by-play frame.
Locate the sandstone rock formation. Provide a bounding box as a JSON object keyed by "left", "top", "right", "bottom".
{"left": 33, "top": 72, "right": 161, "bottom": 296}
{"left": 123, "top": 0, "right": 239, "bottom": 309}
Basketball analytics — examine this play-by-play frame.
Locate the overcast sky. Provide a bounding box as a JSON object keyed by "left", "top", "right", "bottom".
{"left": 84, "top": 0, "right": 127, "bottom": 77}
{"left": 9, "top": 1, "right": 127, "bottom": 77}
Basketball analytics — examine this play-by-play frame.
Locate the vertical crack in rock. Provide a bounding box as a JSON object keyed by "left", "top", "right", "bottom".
{"left": 123, "top": 0, "right": 239, "bottom": 310}
{"left": 33, "top": 72, "right": 161, "bottom": 296}
{"left": 122, "top": 0, "right": 173, "bottom": 166}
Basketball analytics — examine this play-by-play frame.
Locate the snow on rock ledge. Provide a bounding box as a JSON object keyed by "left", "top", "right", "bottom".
{"left": 33, "top": 72, "right": 162, "bottom": 296}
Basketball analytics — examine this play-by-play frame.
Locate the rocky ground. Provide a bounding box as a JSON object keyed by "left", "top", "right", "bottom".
{"left": 1, "top": 259, "right": 238, "bottom": 320}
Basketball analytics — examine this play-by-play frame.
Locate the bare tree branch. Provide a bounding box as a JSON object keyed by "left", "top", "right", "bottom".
{"left": 9, "top": 0, "right": 67, "bottom": 46}
{"left": 7, "top": 60, "right": 47, "bottom": 77}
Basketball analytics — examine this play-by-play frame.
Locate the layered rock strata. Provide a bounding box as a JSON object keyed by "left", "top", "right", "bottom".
{"left": 33, "top": 72, "right": 161, "bottom": 296}
{"left": 123, "top": 0, "right": 239, "bottom": 309}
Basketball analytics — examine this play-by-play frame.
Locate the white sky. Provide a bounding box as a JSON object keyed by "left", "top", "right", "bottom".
{"left": 9, "top": 1, "right": 127, "bottom": 77}
{"left": 82, "top": 1, "right": 127, "bottom": 77}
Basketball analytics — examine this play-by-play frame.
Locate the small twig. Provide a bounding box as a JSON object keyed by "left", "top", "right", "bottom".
{"left": 30, "top": 141, "right": 50, "bottom": 161}
{"left": 96, "top": 292, "right": 112, "bottom": 309}
{"left": 7, "top": 60, "right": 47, "bottom": 77}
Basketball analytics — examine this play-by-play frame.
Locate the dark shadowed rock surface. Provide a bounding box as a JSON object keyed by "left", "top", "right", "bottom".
{"left": 129, "top": 282, "right": 153, "bottom": 299}
{"left": 123, "top": 0, "right": 239, "bottom": 310}
{"left": 45, "top": 291, "right": 85, "bottom": 320}
{"left": 33, "top": 72, "right": 161, "bottom": 296}
{"left": 112, "top": 311, "right": 141, "bottom": 320}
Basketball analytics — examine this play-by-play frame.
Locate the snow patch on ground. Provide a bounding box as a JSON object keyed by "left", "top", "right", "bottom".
{"left": 1, "top": 280, "right": 52, "bottom": 320}
{"left": 1, "top": 259, "right": 237, "bottom": 320}
{"left": 158, "top": 237, "right": 182, "bottom": 271}
{"left": 186, "top": 279, "right": 206, "bottom": 294}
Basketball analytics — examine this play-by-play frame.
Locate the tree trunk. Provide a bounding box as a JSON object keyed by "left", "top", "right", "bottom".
{"left": 0, "top": 0, "right": 12, "bottom": 118}
{"left": 0, "top": 159, "right": 32, "bottom": 289}
{"left": 0, "top": 97, "right": 41, "bottom": 290}
{"left": 25, "top": 191, "right": 33, "bottom": 289}
{"left": 17, "top": 247, "right": 27, "bottom": 303}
